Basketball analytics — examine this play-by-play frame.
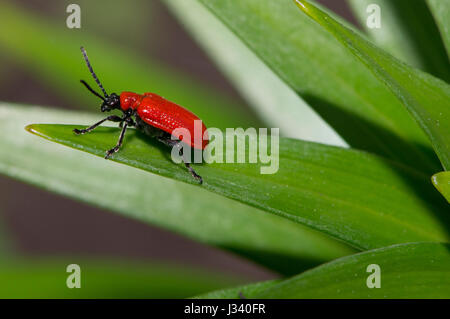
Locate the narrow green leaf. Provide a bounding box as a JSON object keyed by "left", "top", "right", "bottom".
{"left": 197, "top": 0, "right": 440, "bottom": 173}
{"left": 0, "top": 1, "right": 260, "bottom": 129}
{"left": 0, "top": 103, "right": 354, "bottom": 275}
{"left": 23, "top": 109, "right": 450, "bottom": 250}
{"left": 197, "top": 243, "right": 450, "bottom": 299}
{"left": 165, "top": 0, "right": 347, "bottom": 147}
{"left": 0, "top": 259, "right": 241, "bottom": 298}
{"left": 432, "top": 171, "right": 450, "bottom": 203}
{"left": 257, "top": 242, "right": 450, "bottom": 298}
{"left": 347, "top": 0, "right": 450, "bottom": 82}
{"left": 295, "top": 0, "right": 450, "bottom": 171}
{"left": 427, "top": 0, "right": 450, "bottom": 58}
{"left": 195, "top": 280, "right": 279, "bottom": 299}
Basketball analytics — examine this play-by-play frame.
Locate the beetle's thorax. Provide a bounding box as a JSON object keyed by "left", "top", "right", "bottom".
{"left": 120, "top": 92, "right": 142, "bottom": 111}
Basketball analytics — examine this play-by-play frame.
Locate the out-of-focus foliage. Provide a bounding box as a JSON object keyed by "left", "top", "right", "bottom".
{"left": 0, "top": 259, "right": 242, "bottom": 298}
{"left": 347, "top": 0, "right": 450, "bottom": 82}
{"left": 426, "top": 0, "right": 450, "bottom": 58}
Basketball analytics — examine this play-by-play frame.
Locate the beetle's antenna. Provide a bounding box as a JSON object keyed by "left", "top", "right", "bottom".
{"left": 80, "top": 46, "right": 108, "bottom": 98}
{"left": 80, "top": 80, "right": 105, "bottom": 101}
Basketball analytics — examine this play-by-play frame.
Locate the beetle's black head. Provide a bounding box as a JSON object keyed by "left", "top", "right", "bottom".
{"left": 101, "top": 93, "right": 120, "bottom": 112}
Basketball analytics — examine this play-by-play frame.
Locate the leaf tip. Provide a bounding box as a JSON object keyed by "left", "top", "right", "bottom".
{"left": 431, "top": 171, "right": 450, "bottom": 203}
{"left": 25, "top": 123, "right": 47, "bottom": 139}
{"left": 431, "top": 174, "right": 438, "bottom": 188}
{"left": 293, "top": 0, "right": 311, "bottom": 14}
{"left": 25, "top": 124, "right": 38, "bottom": 135}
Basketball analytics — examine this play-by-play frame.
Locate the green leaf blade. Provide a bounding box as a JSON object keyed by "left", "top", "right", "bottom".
{"left": 197, "top": 242, "right": 450, "bottom": 299}
{"left": 295, "top": 0, "right": 450, "bottom": 171}
{"left": 23, "top": 107, "right": 449, "bottom": 250}
{"left": 257, "top": 242, "right": 450, "bottom": 298}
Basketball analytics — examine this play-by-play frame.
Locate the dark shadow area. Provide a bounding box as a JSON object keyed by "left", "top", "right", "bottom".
{"left": 302, "top": 94, "right": 441, "bottom": 174}
{"left": 224, "top": 246, "right": 338, "bottom": 277}
{"left": 389, "top": 0, "right": 450, "bottom": 82}
{"left": 133, "top": 129, "right": 207, "bottom": 165}
{"left": 383, "top": 159, "right": 450, "bottom": 240}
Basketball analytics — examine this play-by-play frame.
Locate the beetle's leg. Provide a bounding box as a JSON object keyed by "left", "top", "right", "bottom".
{"left": 125, "top": 117, "right": 136, "bottom": 127}
{"left": 105, "top": 122, "right": 128, "bottom": 159}
{"left": 73, "top": 115, "right": 122, "bottom": 135}
{"left": 179, "top": 145, "right": 203, "bottom": 184}
{"left": 119, "top": 111, "right": 136, "bottom": 128}
{"left": 158, "top": 137, "right": 203, "bottom": 184}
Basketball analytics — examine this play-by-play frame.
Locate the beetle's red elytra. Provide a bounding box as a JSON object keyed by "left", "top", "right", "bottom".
{"left": 120, "top": 92, "right": 208, "bottom": 150}
{"left": 74, "top": 47, "right": 208, "bottom": 184}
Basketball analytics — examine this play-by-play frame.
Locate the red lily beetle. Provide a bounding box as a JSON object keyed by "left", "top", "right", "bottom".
{"left": 74, "top": 47, "right": 208, "bottom": 183}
